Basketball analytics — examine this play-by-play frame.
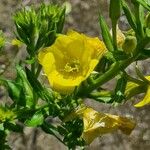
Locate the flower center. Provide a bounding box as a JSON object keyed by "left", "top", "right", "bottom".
{"left": 64, "top": 59, "right": 80, "bottom": 73}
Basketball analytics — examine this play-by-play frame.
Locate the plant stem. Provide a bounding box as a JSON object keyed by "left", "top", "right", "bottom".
{"left": 78, "top": 58, "right": 133, "bottom": 97}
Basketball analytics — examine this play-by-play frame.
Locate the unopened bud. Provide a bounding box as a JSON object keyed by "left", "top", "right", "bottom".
{"left": 122, "top": 36, "right": 137, "bottom": 54}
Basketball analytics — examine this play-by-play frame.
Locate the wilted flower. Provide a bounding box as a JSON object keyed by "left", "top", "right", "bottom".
{"left": 81, "top": 107, "right": 135, "bottom": 144}
{"left": 63, "top": 106, "right": 136, "bottom": 144}
{"left": 38, "top": 30, "right": 106, "bottom": 94}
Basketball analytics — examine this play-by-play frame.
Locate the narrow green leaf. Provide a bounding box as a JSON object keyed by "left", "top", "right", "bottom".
{"left": 57, "top": 7, "right": 66, "bottom": 33}
{"left": 135, "top": 0, "right": 150, "bottom": 11}
{"left": 99, "top": 15, "right": 114, "bottom": 51}
{"left": 25, "top": 67, "right": 54, "bottom": 103}
{"left": 121, "top": 0, "right": 137, "bottom": 31}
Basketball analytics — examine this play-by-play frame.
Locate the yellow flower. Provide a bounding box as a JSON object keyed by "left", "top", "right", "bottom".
{"left": 0, "top": 106, "right": 16, "bottom": 122}
{"left": 38, "top": 30, "right": 106, "bottom": 94}
{"left": 63, "top": 106, "right": 135, "bottom": 144}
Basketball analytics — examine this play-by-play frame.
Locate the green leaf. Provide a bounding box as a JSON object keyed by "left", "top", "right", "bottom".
{"left": 99, "top": 15, "right": 114, "bottom": 52}
{"left": 16, "top": 65, "right": 35, "bottom": 108}
{"left": 25, "top": 110, "right": 44, "bottom": 127}
{"left": 6, "top": 81, "right": 25, "bottom": 106}
{"left": 25, "top": 67, "right": 54, "bottom": 103}
{"left": 0, "top": 77, "right": 26, "bottom": 106}
{"left": 121, "top": 0, "right": 137, "bottom": 31}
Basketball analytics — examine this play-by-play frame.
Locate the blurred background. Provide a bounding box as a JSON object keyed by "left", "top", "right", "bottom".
{"left": 0, "top": 0, "right": 150, "bottom": 149}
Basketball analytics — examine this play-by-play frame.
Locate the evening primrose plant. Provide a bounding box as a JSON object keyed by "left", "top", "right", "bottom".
{"left": 0, "top": 0, "right": 150, "bottom": 149}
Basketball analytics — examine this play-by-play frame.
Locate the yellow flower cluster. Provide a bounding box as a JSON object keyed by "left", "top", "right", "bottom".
{"left": 38, "top": 30, "right": 106, "bottom": 94}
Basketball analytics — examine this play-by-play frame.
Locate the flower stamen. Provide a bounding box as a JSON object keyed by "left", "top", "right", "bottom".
{"left": 64, "top": 59, "right": 80, "bottom": 73}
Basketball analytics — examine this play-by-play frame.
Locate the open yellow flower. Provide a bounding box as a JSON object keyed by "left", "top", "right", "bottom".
{"left": 38, "top": 30, "right": 106, "bottom": 94}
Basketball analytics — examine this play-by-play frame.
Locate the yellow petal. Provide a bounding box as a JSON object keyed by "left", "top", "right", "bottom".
{"left": 48, "top": 70, "right": 84, "bottom": 94}
{"left": 86, "top": 36, "right": 107, "bottom": 59}
{"left": 134, "top": 86, "right": 150, "bottom": 107}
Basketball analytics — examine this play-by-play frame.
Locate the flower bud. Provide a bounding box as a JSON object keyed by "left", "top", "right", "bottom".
{"left": 122, "top": 35, "right": 137, "bottom": 54}
{"left": 13, "top": 4, "right": 65, "bottom": 54}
